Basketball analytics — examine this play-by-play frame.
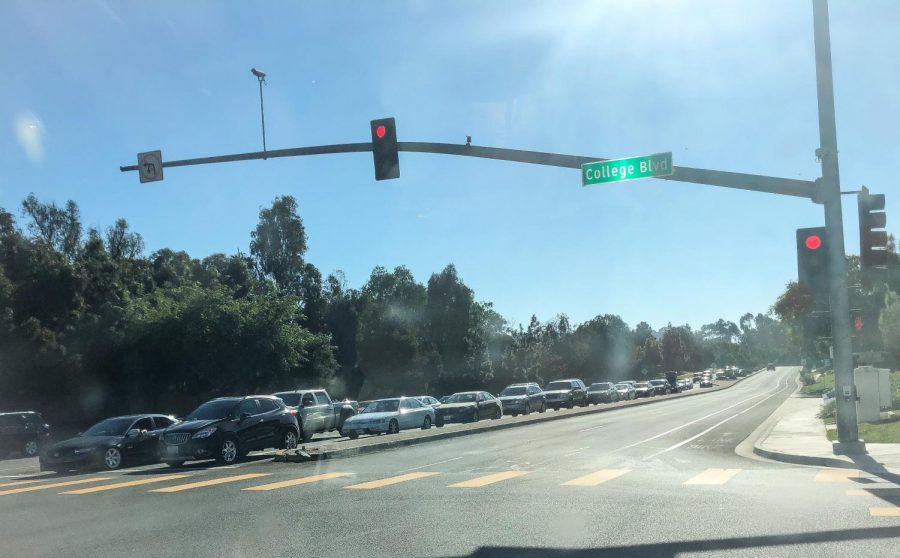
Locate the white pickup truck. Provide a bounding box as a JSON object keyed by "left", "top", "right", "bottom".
{"left": 272, "top": 389, "right": 357, "bottom": 442}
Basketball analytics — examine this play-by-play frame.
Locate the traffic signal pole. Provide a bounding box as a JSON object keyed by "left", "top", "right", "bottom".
{"left": 812, "top": 0, "right": 860, "bottom": 449}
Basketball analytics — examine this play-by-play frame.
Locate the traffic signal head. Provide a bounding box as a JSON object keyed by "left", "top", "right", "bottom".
{"left": 858, "top": 187, "right": 888, "bottom": 268}
{"left": 370, "top": 117, "right": 399, "bottom": 181}
{"left": 796, "top": 227, "right": 830, "bottom": 311}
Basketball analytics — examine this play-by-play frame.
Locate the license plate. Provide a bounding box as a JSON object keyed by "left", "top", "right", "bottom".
{"left": 166, "top": 446, "right": 180, "bottom": 456}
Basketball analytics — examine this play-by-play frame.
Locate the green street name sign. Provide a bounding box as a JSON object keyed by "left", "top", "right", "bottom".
{"left": 582, "top": 152, "right": 673, "bottom": 186}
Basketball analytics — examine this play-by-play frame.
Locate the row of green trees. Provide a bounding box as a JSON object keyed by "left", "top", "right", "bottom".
{"left": 0, "top": 194, "right": 791, "bottom": 424}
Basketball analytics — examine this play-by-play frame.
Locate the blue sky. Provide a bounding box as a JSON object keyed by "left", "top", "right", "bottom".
{"left": 1, "top": 0, "right": 898, "bottom": 331}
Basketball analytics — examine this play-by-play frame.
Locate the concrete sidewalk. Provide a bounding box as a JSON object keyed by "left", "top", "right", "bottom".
{"left": 752, "top": 393, "right": 900, "bottom": 473}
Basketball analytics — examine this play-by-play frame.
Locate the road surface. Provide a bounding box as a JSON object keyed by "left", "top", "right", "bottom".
{"left": 2, "top": 367, "right": 899, "bottom": 557}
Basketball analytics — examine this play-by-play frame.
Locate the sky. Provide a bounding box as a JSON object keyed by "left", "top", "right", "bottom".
{"left": 1, "top": 0, "right": 899, "bottom": 332}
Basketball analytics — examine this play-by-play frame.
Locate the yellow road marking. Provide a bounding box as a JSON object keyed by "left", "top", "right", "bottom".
{"left": 344, "top": 472, "right": 438, "bottom": 490}
{"left": 683, "top": 469, "right": 741, "bottom": 485}
{"left": 815, "top": 469, "right": 860, "bottom": 483}
{"left": 847, "top": 488, "right": 900, "bottom": 497}
{"left": 0, "top": 477, "right": 113, "bottom": 496}
{"left": 62, "top": 474, "right": 190, "bottom": 494}
{"left": 870, "top": 507, "right": 900, "bottom": 517}
{"left": 562, "top": 469, "right": 631, "bottom": 487}
{"left": 243, "top": 472, "right": 352, "bottom": 491}
{"left": 149, "top": 473, "right": 270, "bottom": 493}
{"left": 0, "top": 479, "right": 46, "bottom": 488}
{"left": 449, "top": 471, "right": 529, "bottom": 488}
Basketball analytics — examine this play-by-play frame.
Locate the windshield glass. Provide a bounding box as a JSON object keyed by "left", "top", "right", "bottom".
{"left": 615, "top": 384, "right": 629, "bottom": 389}
{"left": 589, "top": 383, "right": 611, "bottom": 390}
{"left": 83, "top": 417, "right": 134, "bottom": 437}
{"left": 500, "top": 387, "right": 527, "bottom": 396}
{"left": 545, "top": 382, "right": 571, "bottom": 391}
{"left": 363, "top": 400, "right": 400, "bottom": 413}
{"left": 274, "top": 393, "right": 300, "bottom": 407}
{"left": 186, "top": 400, "right": 237, "bottom": 421}
{"left": 446, "top": 393, "right": 476, "bottom": 403}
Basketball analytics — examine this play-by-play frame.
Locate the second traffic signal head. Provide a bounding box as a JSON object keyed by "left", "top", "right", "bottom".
{"left": 370, "top": 117, "right": 399, "bottom": 181}
{"left": 858, "top": 187, "right": 888, "bottom": 268}
{"left": 797, "top": 227, "right": 830, "bottom": 311}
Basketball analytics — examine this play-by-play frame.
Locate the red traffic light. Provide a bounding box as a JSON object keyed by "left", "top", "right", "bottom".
{"left": 854, "top": 316, "right": 864, "bottom": 332}
{"left": 375, "top": 125, "right": 386, "bottom": 139}
{"left": 805, "top": 234, "right": 822, "bottom": 250}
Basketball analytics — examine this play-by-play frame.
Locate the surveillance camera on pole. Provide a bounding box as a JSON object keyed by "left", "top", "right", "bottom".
{"left": 251, "top": 68, "right": 267, "bottom": 154}
{"left": 251, "top": 67, "right": 266, "bottom": 81}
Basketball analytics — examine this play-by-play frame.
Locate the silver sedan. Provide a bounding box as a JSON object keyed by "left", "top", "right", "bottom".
{"left": 340, "top": 397, "right": 436, "bottom": 439}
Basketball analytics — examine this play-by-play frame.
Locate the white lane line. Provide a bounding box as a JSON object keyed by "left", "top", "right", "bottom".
{"left": 579, "top": 425, "right": 606, "bottom": 433}
{"left": 610, "top": 372, "right": 790, "bottom": 455}
{"left": 398, "top": 456, "right": 463, "bottom": 473}
{"left": 643, "top": 375, "right": 791, "bottom": 460}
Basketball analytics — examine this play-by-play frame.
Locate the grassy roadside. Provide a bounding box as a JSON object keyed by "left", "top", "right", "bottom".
{"left": 819, "top": 369, "right": 900, "bottom": 442}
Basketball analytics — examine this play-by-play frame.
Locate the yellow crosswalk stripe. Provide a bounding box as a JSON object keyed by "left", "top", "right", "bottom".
{"left": 243, "top": 472, "right": 352, "bottom": 491}
{"left": 815, "top": 469, "right": 860, "bottom": 483}
{"left": 344, "top": 472, "right": 438, "bottom": 490}
{"left": 846, "top": 488, "right": 900, "bottom": 497}
{"left": 0, "top": 477, "right": 113, "bottom": 496}
{"left": 149, "top": 473, "right": 270, "bottom": 493}
{"left": 683, "top": 469, "right": 741, "bottom": 485}
{"left": 449, "top": 471, "right": 529, "bottom": 488}
{"left": 562, "top": 469, "right": 630, "bottom": 487}
{"left": 0, "top": 479, "right": 46, "bottom": 488}
{"left": 870, "top": 507, "right": 900, "bottom": 517}
{"left": 62, "top": 474, "right": 190, "bottom": 495}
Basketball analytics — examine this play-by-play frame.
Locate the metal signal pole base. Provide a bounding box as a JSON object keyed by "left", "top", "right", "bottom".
{"left": 832, "top": 440, "right": 867, "bottom": 456}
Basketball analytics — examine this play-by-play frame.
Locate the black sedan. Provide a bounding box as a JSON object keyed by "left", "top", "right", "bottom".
{"left": 436, "top": 391, "right": 503, "bottom": 426}
{"left": 158, "top": 395, "right": 300, "bottom": 467}
{"left": 586, "top": 383, "right": 619, "bottom": 404}
{"left": 39, "top": 414, "right": 178, "bottom": 472}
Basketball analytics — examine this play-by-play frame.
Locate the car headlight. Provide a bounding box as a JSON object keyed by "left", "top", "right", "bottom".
{"left": 192, "top": 426, "right": 217, "bottom": 439}
{"left": 73, "top": 447, "right": 96, "bottom": 455}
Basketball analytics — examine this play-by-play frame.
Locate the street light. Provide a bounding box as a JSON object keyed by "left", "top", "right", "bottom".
{"left": 251, "top": 68, "right": 267, "bottom": 155}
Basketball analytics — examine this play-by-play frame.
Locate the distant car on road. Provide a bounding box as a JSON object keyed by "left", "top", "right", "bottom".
{"left": 273, "top": 389, "right": 357, "bottom": 441}
{"left": 416, "top": 396, "right": 442, "bottom": 408}
{"left": 543, "top": 379, "right": 588, "bottom": 410}
{"left": 586, "top": 382, "right": 619, "bottom": 404}
{"left": 159, "top": 396, "right": 299, "bottom": 467}
{"left": 614, "top": 383, "right": 636, "bottom": 400}
{"left": 436, "top": 391, "right": 503, "bottom": 426}
{"left": 634, "top": 382, "right": 654, "bottom": 398}
{"left": 40, "top": 414, "right": 177, "bottom": 472}
{"left": 497, "top": 383, "right": 546, "bottom": 416}
{"left": 0, "top": 411, "right": 50, "bottom": 458}
{"left": 340, "top": 397, "right": 435, "bottom": 438}
{"left": 767, "top": 363, "right": 776, "bottom": 371}
{"left": 700, "top": 376, "right": 714, "bottom": 388}
{"left": 649, "top": 379, "right": 671, "bottom": 395}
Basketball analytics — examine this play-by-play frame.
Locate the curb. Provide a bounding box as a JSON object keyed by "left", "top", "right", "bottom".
{"left": 751, "top": 445, "right": 853, "bottom": 469}
{"left": 307, "top": 372, "right": 760, "bottom": 460}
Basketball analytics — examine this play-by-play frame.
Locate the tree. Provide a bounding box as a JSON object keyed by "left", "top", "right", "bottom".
{"left": 249, "top": 195, "right": 307, "bottom": 291}
{"left": 21, "top": 194, "right": 83, "bottom": 260}
{"left": 106, "top": 218, "right": 144, "bottom": 260}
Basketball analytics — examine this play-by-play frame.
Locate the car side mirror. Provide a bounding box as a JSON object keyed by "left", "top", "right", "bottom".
{"left": 126, "top": 429, "right": 142, "bottom": 438}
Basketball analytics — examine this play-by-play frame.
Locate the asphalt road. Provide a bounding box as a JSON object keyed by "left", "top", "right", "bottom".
{"left": 2, "top": 367, "right": 899, "bottom": 558}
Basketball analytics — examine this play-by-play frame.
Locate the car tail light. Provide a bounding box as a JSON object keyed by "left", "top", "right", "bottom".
{"left": 287, "top": 408, "right": 298, "bottom": 416}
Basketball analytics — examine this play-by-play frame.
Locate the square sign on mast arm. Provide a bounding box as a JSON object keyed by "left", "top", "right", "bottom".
{"left": 582, "top": 152, "right": 672, "bottom": 187}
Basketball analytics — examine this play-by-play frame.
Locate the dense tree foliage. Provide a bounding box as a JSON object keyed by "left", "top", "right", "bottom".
{"left": 1, "top": 194, "right": 799, "bottom": 426}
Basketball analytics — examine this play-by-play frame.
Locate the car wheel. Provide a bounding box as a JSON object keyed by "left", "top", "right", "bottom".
{"left": 436, "top": 417, "right": 444, "bottom": 427}
{"left": 166, "top": 460, "right": 185, "bottom": 468}
{"left": 492, "top": 407, "right": 501, "bottom": 420}
{"left": 472, "top": 410, "right": 480, "bottom": 423}
{"left": 347, "top": 431, "right": 359, "bottom": 440}
{"left": 388, "top": 419, "right": 400, "bottom": 434}
{"left": 217, "top": 438, "right": 240, "bottom": 465}
{"left": 103, "top": 447, "right": 123, "bottom": 470}
{"left": 539, "top": 402, "right": 546, "bottom": 413}
{"left": 422, "top": 415, "right": 432, "bottom": 430}
{"left": 22, "top": 439, "right": 39, "bottom": 458}
{"left": 524, "top": 403, "right": 531, "bottom": 415}
{"left": 281, "top": 429, "right": 299, "bottom": 450}
{"left": 567, "top": 398, "right": 574, "bottom": 409}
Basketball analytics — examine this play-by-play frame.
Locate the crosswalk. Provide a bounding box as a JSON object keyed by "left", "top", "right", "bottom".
{"left": 2, "top": 466, "right": 900, "bottom": 519}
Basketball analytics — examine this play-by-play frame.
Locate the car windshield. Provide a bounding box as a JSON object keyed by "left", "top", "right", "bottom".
{"left": 363, "top": 400, "right": 400, "bottom": 413}
{"left": 589, "top": 383, "right": 611, "bottom": 390}
{"left": 616, "top": 384, "right": 629, "bottom": 389}
{"left": 637, "top": 383, "right": 651, "bottom": 388}
{"left": 446, "top": 393, "right": 476, "bottom": 403}
{"left": 545, "top": 382, "right": 571, "bottom": 391}
{"left": 274, "top": 393, "right": 301, "bottom": 407}
{"left": 500, "top": 387, "right": 527, "bottom": 396}
{"left": 82, "top": 417, "right": 134, "bottom": 437}
{"left": 185, "top": 400, "right": 237, "bottom": 421}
